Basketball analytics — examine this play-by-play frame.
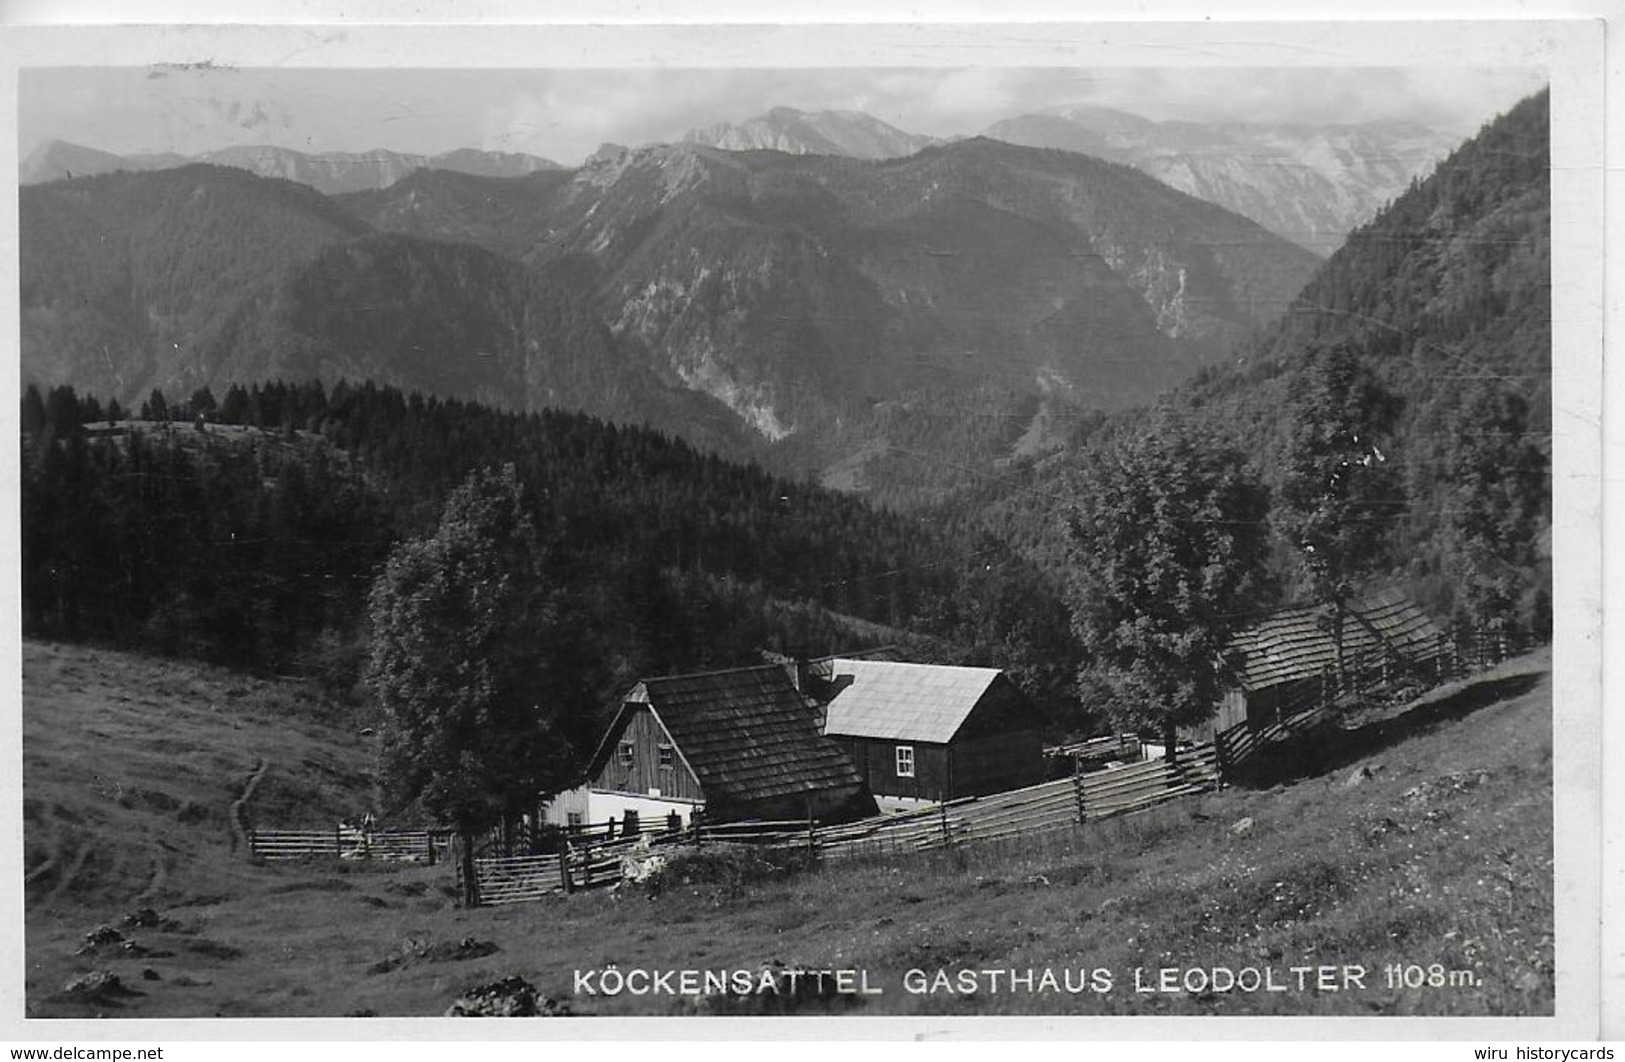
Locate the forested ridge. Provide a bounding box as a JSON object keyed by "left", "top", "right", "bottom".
{"left": 955, "top": 90, "right": 1552, "bottom": 640}
{"left": 21, "top": 379, "right": 1079, "bottom": 748}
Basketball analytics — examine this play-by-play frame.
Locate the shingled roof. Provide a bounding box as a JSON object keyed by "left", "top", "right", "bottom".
{"left": 822, "top": 659, "right": 1005, "bottom": 743}
{"left": 593, "top": 665, "right": 863, "bottom": 807}
{"left": 1228, "top": 588, "right": 1445, "bottom": 693}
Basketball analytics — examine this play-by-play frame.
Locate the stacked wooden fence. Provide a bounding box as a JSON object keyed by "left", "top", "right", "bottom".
{"left": 1045, "top": 732, "right": 1141, "bottom": 766}
{"left": 1214, "top": 704, "right": 1335, "bottom": 769}
{"left": 248, "top": 827, "right": 352, "bottom": 861}
{"left": 473, "top": 853, "right": 566, "bottom": 905}
{"left": 468, "top": 743, "right": 1225, "bottom": 903}
{"left": 471, "top": 818, "right": 811, "bottom": 904}
{"left": 248, "top": 825, "right": 443, "bottom": 863}
{"left": 814, "top": 742, "right": 1220, "bottom": 860}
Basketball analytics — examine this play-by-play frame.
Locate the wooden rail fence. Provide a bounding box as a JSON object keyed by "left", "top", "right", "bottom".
{"left": 813, "top": 742, "right": 1220, "bottom": 860}
{"left": 1045, "top": 732, "right": 1141, "bottom": 766}
{"left": 248, "top": 825, "right": 445, "bottom": 863}
{"left": 471, "top": 818, "right": 813, "bottom": 905}
{"left": 468, "top": 629, "right": 1533, "bottom": 906}
{"left": 468, "top": 744, "right": 1222, "bottom": 904}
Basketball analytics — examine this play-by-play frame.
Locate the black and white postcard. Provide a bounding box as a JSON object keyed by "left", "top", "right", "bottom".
{"left": 0, "top": 6, "right": 1611, "bottom": 1046}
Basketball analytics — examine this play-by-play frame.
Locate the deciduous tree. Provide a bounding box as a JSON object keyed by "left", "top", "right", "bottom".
{"left": 1065, "top": 414, "right": 1270, "bottom": 755}
{"left": 365, "top": 464, "right": 574, "bottom": 905}
{"left": 1275, "top": 343, "right": 1404, "bottom": 685}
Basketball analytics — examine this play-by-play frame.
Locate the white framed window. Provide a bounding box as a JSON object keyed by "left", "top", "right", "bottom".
{"left": 658, "top": 743, "right": 675, "bottom": 770}
{"left": 618, "top": 741, "right": 635, "bottom": 767}
{"left": 895, "top": 745, "right": 915, "bottom": 778}
{"left": 566, "top": 812, "right": 583, "bottom": 828}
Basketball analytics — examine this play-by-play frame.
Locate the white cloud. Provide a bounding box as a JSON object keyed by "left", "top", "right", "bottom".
{"left": 21, "top": 64, "right": 1546, "bottom": 166}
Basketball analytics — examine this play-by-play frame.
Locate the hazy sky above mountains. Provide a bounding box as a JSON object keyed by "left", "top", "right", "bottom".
{"left": 21, "top": 65, "right": 1546, "bottom": 165}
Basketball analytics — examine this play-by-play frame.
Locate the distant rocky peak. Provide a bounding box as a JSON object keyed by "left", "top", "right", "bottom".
{"left": 586, "top": 142, "right": 632, "bottom": 167}
{"left": 682, "top": 106, "right": 937, "bottom": 160}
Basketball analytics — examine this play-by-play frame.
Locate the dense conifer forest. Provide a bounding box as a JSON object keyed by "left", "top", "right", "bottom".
{"left": 21, "top": 379, "right": 1080, "bottom": 748}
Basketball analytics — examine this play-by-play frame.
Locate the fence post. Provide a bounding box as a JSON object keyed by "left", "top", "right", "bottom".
{"left": 335, "top": 823, "right": 343, "bottom": 857}
{"left": 939, "top": 800, "right": 950, "bottom": 849}
{"left": 806, "top": 807, "right": 817, "bottom": 862}
{"left": 247, "top": 828, "right": 256, "bottom": 860}
{"left": 559, "top": 848, "right": 574, "bottom": 894}
{"left": 1074, "top": 758, "right": 1087, "bottom": 824}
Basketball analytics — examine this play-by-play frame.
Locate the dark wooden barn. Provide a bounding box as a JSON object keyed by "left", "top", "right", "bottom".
{"left": 572, "top": 665, "right": 874, "bottom": 827}
{"left": 1205, "top": 587, "right": 1448, "bottom": 737}
{"left": 819, "top": 659, "right": 1045, "bottom": 804}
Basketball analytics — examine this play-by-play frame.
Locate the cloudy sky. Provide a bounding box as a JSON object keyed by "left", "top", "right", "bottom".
{"left": 20, "top": 65, "right": 1546, "bottom": 166}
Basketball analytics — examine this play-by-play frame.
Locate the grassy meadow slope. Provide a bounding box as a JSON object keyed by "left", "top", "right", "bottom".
{"left": 24, "top": 640, "right": 1551, "bottom": 1018}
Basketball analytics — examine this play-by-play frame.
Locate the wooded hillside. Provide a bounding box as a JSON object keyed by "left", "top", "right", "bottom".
{"left": 22, "top": 381, "right": 1081, "bottom": 750}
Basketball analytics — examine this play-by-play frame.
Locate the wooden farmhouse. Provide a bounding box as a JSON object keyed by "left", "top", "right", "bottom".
{"left": 542, "top": 665, "right": 874, "bottom": 831}
{"left": 1201, "top": 587, "right": 1447, "bottom": 738}
{"left": 817, "top": 659, "right": 1046, "bottom": 805}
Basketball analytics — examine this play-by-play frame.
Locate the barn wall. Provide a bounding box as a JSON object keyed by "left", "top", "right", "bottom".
{"left": 838, "top": 736, "right": 951, "bottom": 801}
{"left": 1246, "top": 679, "right": 1319, "bottom": 726}
{"left": 587, "top": 706, "right": 703, "bottom": 801}
{"left": 1181, "top": 691, "right": 1249, "bottom": 743}
{"left": 946, "top": 679, "right": 1045, "bottom": 796}
{"left": 947, "top": 727, "right": 1044, "bottom": 797}
{"left": 705, "top": 784, "right": 872, "bottom": 825}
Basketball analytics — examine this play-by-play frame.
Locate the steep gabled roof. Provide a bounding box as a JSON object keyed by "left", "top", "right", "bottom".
{"left": 590, "top": 665, "right": 863, "bottom": 807}
{"left": 822, "top": 659, "right": 1004, "bottom": 743}
{"left": 1228, "top": 587, "right": 1446, "bottom": 693}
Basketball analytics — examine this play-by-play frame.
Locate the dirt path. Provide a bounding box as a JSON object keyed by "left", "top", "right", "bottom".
{"left": 134, "top": 849, "right": 168, "bottom": 905}
{"left": 40, "top": 836, "right": 91, "bottom": 909}
{"left": 229, "top": 757, "right": 270, "bottom": 854}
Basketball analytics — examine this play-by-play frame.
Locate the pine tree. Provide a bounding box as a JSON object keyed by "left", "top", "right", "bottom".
{"left": 21, "top": 385, "right": 46, "bottom": 439}
{"left": 140, "top": 388, "right": 169, "bottom": 423}
{"left": 1444, "top": 383, "right": 1550, "bottom": 643}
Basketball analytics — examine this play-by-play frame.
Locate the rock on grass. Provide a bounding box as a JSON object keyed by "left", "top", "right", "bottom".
{"left": 445, "top": 975, "right": 572, "bottom": 1017}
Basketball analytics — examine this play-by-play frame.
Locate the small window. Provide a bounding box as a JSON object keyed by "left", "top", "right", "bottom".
{"left": 566, "top": 812, "right": 583, "bottom": 828}
{"left": 658, "top": 743, "right": 675, "bottom": 770}
{"left": 618, "top": 741, "right": 635, "bottom": 767}
{"left": 895, "top": 745, "right": 915, "bottom": 778}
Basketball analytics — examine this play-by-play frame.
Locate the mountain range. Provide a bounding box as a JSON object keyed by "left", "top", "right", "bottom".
{"left": 21, "top": 134, "right": 1321, "bottom": 503}
{"left": 682, "top": 105, "right": 1460, "bottom": 255}
{"left": 19, "top": 139, "right": 561, "bottom": 194}
{"left": 981, "top": 106, "right": 1461, "bottom": 256}
{"left": 25, "top": 100, "right": 1463, "bottom": 256}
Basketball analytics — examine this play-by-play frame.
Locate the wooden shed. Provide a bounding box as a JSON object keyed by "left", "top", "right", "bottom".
{"left": 819, "top": 659, "right": 1045, "bottom": 804}
{"left": 562, "top": 665, "right": 874, "bottom": 829}
{"left": 1210, "top": 587, "right": 1447, "bottom": 735}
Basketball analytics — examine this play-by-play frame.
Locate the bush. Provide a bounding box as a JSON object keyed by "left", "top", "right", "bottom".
{"left": 620, "top": 843, "right": 813, "bottom": 899}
